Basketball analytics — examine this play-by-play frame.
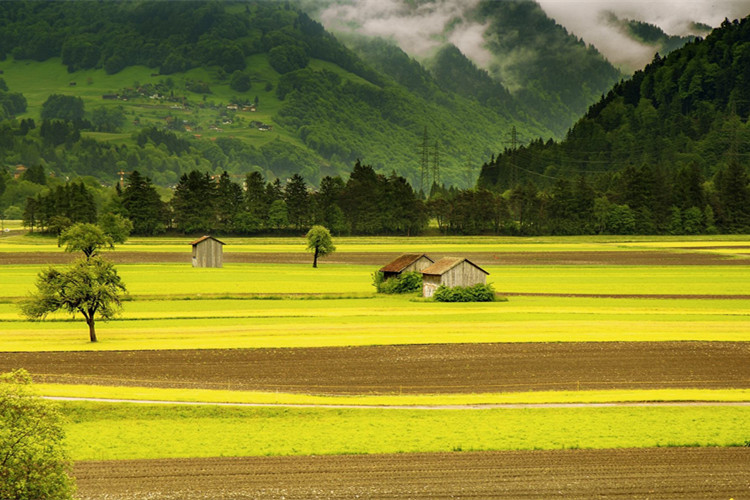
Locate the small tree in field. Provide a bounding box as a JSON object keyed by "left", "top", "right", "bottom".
{"left": 0, "top": 369, "right": 76, "bottom": 500}
{"left": 20, "top": 257, "right": 126, "bottom": 342}
{"left": 58, "top": 222, "right": 114, "bottom": 259}
{"left": 306, "top": 225, "right": 335, "bottom": 268}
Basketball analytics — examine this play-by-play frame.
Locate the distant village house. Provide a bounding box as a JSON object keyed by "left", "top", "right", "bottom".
{"left": 190, "top": 235, "right": 225, "bottom": 268}
{"left": 421, "top": 257, "right": 489, "bottom": 298}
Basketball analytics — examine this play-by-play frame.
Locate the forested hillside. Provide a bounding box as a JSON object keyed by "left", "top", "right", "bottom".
{"left": 469, "top": 0, "right": 624, "bottom": 137}
{"left": 477, "top": 16, "right": 750, "bottom": 235}
{"left": 0, "top": 0, "right": 558, "bottom": 204}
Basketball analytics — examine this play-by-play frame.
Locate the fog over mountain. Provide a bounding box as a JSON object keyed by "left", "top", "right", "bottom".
{"left": 311, "top": 0, "right": 750, "bottom": 73}
{"left": 537, "top": 0, "right": 750, "bottom": 70}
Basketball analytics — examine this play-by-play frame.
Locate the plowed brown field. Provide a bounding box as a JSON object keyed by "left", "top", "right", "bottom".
{"left": 5, "top": 342, "right": 748, "bottom": 394}
{"left": 2, "top": 249, "right": 747, "bottom": 265}
{"left": 73, "top": 447, "right": 750, "bottom": 499}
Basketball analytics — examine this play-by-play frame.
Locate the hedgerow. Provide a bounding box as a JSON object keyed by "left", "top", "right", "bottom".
{"left": 433, "top": 283, "right": 496, "bottom": 302}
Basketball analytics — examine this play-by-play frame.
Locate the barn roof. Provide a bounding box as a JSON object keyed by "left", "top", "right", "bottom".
{"left": 421, "top": 257, "right": 489, "bottom": 276}
{"left": 379, "top": 254, "right": 433, "bottom": 273}
{"left": 190, "top": 235, "right": 226, "bottom": 246}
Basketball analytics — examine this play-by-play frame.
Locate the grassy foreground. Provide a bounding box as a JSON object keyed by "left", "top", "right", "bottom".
{"left": 60, "top": 402, "right": 750, "bottom": 461}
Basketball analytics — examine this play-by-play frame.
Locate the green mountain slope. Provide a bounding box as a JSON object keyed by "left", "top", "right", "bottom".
{"left": 0, "top": 0, "right": 554, "bottom": 191}
{"left": 477, "top": 16, "right": 750, "bottom": 233}
{"left": 471, "top": 0, "right": 625, "bottom": 136}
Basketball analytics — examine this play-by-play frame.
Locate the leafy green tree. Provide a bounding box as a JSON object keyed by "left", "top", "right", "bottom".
{"left": 171, "top": 170, "right": 217, "bottom": 233}
{"left": 229, "top": 71, "right": 252, "bottom": 92}
{"left": 268, "top": 199, "right": 289, "bottom": 230}
{"left": 269, "top": 44, "right": 309, "bottom": 74}
{"left": 58, "top": 223, "right": 114, "bottom": 259}
{"left": 90, "top": 106, "right": 126, "bottom": 132}
{"left": 682, "top": 206, "right": 704, "bottom": 234}
{"left": 122, "top": 171, "right": 166, "bottom": 235}
{"left": 48, "top": 215, "right": 73, "bottom": 241}
{"left": 340, "top": 161, "right": 382, "bottom": 234}
{"left": 215, "top": 172, "right": 244, "bottom": 232}
{"left": 20, "top": 257, "right": 126, "bottom": 342}
{"left": 0, "top": 369, "right": 76, "bottom": 500}
{"left": 716, "top": 160, "right": 750, "bottom": 233}
{"left": 98, "top": 213, "right": 133, "bottom": 244}
{"left": 244, "top": 171, "right": 269, "bottom": 227}
{"left": 40, "top": 94, "right": 85, "bottom": 121}
{"left": 21, "top": 165, "right": 46, "bottom": 185}
{"left": 284, "top": 173, "right": 309, "bottom": 230}
{"left": 306, "top": 225, "right": 335, "bottom": 268}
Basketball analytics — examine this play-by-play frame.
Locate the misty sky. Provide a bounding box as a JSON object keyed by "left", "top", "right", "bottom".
{"left": 316, "top": 0, "right": 750, "bottom": 72}
{"left": 537, "top": 0, "right": 750, "bottom": 69}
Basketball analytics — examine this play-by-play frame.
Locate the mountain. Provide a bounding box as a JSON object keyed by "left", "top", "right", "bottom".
{"left": 0, "top": 0, "right": 560, "bottom": 195}
{"left": 477, "top": 15, "right": 750, "bottom": 233}
{"left": 606, "top": 14, "right": 706, "bottom": 57}
{"left": 312, "top": 0, "right": 626, "bottom": 138}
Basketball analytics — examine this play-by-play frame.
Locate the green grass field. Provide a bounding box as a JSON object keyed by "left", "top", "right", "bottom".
{"left": 2, "top": 294, "right": 749, "bottom": 351}
{"left": 59, "top": 402, "right": 750, "bottom": 460}
{"left": 2, "top": 234, "right": 749, "bottom": 464}
{"left": 39, "top": 385, "right": 750, "bottom": 406}
{"left": 3, "top": 233, "right": 750, "bottom": 253}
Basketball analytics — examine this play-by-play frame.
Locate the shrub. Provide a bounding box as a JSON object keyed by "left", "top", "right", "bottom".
{"left": 433, "top": 283, "right": 496, "bottom": 302}
{"left": 372, "top": 271, "right": 423, "bottom": 294}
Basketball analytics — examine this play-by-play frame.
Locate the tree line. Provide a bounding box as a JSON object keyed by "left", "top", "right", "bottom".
{"left": 22, "top": 156, "right": 746, "bottom": 237}
{"left": 23, "top": 161, "right": 427, "bottom": 236}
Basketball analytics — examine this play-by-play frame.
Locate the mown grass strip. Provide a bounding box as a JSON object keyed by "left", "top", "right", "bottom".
{"left": 37, "top": 384, "right": 750, "bottom": 406}
{"left": 59, "top": 402, "right": 750, "bottom": 460}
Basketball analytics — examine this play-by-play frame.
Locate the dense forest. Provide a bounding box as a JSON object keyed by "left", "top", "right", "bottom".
{"left": 21, "top": 162, "right": 428, "bottom": 237}
{"left": 0, "top": 0, "right": 602, "bottom": 193}
{"left": 477, "top": 16, "right": 750, "bottom": 234}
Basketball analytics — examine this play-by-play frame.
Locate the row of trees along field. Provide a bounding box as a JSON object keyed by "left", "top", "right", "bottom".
{"left": 18, "top": 155, "right": 745, "bottom": 236}
{"left": 21, "top": 161, "right": 428, "bottom": 236}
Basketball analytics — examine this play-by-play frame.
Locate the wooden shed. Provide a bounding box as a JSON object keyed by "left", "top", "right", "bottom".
{"left": 379, "top": 254, "right": 434, "bottom": 280}
{"left": 421, "top": 257, "right": 489, "bottom": 298}
{"left": 190, "top": 235, "right": 225, "bottom": 268}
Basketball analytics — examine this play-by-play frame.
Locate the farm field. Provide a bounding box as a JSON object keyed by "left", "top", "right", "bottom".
{"left": 1, "top": 234, "right": 749, "bottom": 498}
{"left": 73, "top": 448, "right": 750, "bottom": 500}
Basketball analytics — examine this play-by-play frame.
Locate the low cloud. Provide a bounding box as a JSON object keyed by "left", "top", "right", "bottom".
{"left": 318, "top": 0, "right": 493, "bottom": 64}
{"left": 536, "top": 0, "right": 750, "bottom": 70}
{"left": 313, "top": 0, "right": 750, "bottom": 74}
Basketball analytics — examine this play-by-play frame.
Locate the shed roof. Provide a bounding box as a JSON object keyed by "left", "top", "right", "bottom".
{"left": 421, "top": 257, "right": 489, "bottom": 276}
{"left": 190, "top": 235, "right": 226, "bottom": 246}
{"left": 379, "top": 254, "right": 433, "bottom": 273}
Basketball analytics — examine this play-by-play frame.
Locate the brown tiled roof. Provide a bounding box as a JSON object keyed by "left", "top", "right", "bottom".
{"left": 379, "top": 254, "right": 432, "bottom": 273}
{"left": 421, "top": 257, "right": 489, "bottom": 276}
{"left": 189, "top": 235, "right": 226, "bottom": 246}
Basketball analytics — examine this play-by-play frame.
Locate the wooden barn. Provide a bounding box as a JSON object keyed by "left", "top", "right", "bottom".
{"left": 190, "top": 235, "right": 225, "bottom": 268}
{"left": 379, "top": 254, "right": 434, "bottom": 280}
{"left": 421, "top": 257, "right": 489, "bottom": 298}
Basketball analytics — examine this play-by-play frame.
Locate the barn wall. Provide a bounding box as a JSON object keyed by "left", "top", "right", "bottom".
{"left": 441, "top": 261, "right": 486, "bottom": 288}
{"left": 404, "top": 256, "right": 434, "bottom": 274}
{"left": 422, "top": 275, "right": 442, "bottom": 298}
{"left": 193, "top": 239, "right": 223, "bottom": 268}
